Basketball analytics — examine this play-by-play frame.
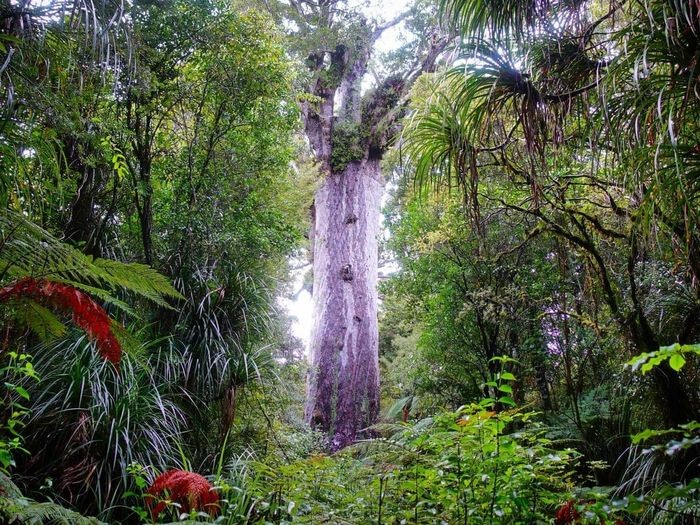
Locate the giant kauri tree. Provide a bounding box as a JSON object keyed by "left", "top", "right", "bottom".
{"left": 279, "top": 0, "right": 446, "bottom": 449}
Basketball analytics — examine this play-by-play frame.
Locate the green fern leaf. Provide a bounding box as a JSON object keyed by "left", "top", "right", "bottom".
{"left": 19, "top": 301, "right": 68, "bottom": 340}
{"left": 0, "top": 209, "right": 182, "bottom": 308}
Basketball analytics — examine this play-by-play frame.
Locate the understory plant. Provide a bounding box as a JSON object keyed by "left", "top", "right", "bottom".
{"left": 14, "top": 335, "right": 186, "bottom": 519}
{"left": 603, "top": 345, "right": 700, "bottom": 523}
{"left": 227, "top": 366, "right": 580, "bottom": 524}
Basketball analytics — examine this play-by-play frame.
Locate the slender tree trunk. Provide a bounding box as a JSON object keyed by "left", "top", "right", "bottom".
{"left": 61, "top": 136, "right": 106, "bottom": 257}
{"left": 127, "top": 95, "right": 155, "bottom": 265}
{"left": 306, "top": 159, "right": 383, "bottom": 450}
{"left": 138, "top": 176, "right": 154, "bottom": 265}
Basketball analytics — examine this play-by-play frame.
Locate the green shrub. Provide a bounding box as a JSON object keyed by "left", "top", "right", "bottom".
{"left": 330, "top": 122, "right": 364, "bottom": 173}
{"left": 239, "top": 403, "right": 579, "bottom": 523}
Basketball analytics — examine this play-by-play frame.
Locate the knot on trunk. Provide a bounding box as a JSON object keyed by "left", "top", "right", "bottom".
{"left": 341, "top": 264, "right": 353, "bottom": 281}
{"left": 345, "top": 214, "right": 358, "bottom": 224}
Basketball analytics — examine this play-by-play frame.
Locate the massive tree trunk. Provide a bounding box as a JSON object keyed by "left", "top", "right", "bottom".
{"left": 299, "top": 22, "right": 384, "bottom": 451}
{"left": 293, "top": 4, "right": 446, "bottom": 449}
{"left": 305, "top": 159, "right": 382, "bottom": 449}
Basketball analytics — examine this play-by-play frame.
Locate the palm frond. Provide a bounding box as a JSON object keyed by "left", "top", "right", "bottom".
{"left": 403, "top": 86, "right": 472, "bottom": 191}
{"left": 439, "top": 0, "right": 588, "bottom": 42}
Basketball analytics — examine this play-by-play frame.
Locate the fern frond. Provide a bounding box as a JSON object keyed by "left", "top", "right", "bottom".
{"left": 53, "top": 280, "right": 136, "bottom": 317}
{"left": 0, "top": 279, "right": 122, "bottom": 363}
{"left": 0, "top": 472, "right": 22, "bottom": 498}
{"left": 20, "top": 301, "right": 68, "bottom": 340}
{"left": 4, "top": 499, "right": 105, "bottom": 525}
{"left": 0, "top": 209, "right": 183, "bottom": 310}
{"left": 0, "top": 473, "right": 105, "bottom": 525}
{"left": 92, "top": 258, "right": 184, "bottom": 306}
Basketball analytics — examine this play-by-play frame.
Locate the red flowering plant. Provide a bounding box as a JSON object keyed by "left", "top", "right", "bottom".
{"left": 145, "top": 469, "right": 219, "bottom": 520}
{"left": 0, "top": 277, "right": 122, "bottom": 365}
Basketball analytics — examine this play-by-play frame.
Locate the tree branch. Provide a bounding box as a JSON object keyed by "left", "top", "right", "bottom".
{"left": 405, "top": 30, "right": 450, "bottom": 85}
{"left": 373, "top": 10, "right": 411, "bottom": 39}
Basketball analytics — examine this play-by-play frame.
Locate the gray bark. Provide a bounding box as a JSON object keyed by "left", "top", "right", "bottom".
{"left": 305, "top": 159, "right": 383, "bottom": 449}
{"left": 297, "top": 7, "right": 446, "bottom": 449}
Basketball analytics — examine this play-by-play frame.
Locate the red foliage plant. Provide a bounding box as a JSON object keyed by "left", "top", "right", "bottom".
{"left": 555, "top": 500, "right": 581, "bottom": 525}
{"left": 0, "top": 277, "right": 121, "bottom": 364}
{"left": 145, "top": 469, "right": 219, "bottom": 520}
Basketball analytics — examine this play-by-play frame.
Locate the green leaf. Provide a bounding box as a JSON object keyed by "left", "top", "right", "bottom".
{"left": 669, "top": 353, "right": 686, "bottom": 371}
{"left": 632, "top": 429, "right": 656, "bottom": 444}
{"left": 631, "top": 428, "right": 675, "bottom": 444}
{"left": 0, "top": 449, "right": 15, "bottom": 469}
{"left": 14, "top": 386, "right": 29, "bottom": 401}
{"left": 498, "top": 396, "right": 516, "bottom": 407}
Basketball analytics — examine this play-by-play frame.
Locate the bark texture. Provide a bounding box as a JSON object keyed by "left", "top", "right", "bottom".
{"left": 305, "top": 160, "right": 382, "bottom": 449}
{"left": 296, "top": 5, "right": 446, "bottom": 449}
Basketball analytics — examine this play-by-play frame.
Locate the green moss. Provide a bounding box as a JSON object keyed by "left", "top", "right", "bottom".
{"left": 330, "top": 121, "right": 364, "bottom": 172}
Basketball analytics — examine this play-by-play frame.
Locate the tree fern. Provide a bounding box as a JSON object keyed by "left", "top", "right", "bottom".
{"left": 0, "top": 209, "right": 183, "bottom": 310}
{"left": 0, "top": 209, "right": 184, "bottom": 359}
{"left": 0, "top": 472, "right": 105, "bottom": 525}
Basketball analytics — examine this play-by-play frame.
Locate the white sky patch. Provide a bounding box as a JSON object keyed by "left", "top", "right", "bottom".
{"left": 279, "top": 0, "right": 409, "bottom": 353}
{"left": 278, "top": 259, "right": 313, "bottom": 348}
{"left": 369, "top": 0, "right": 406, "bottom": 53}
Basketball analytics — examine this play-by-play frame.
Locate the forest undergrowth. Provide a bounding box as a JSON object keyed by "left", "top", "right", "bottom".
{"left": 1, "top": 0, "right": 699, "bottom": 523}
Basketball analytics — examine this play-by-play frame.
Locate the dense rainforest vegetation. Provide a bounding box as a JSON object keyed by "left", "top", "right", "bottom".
{"left": 0, "top": 0, "right": 698, "bottom": 523}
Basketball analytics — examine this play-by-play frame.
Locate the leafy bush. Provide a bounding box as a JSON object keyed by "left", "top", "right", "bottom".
{"left": 234, "top": 401, "right": 579, "bottom": 523}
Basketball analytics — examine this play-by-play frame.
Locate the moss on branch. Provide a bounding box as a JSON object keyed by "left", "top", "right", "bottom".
{"left": 330, "top": 121, "right": 365, "bottom": 172}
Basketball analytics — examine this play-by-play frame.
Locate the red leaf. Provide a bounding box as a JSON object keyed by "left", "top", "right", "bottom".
{"left": 554, "top": 500, "right": 581, "bottom": 525}
{"left": 0, "top": 277, "right": 122, "bottom": 365}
